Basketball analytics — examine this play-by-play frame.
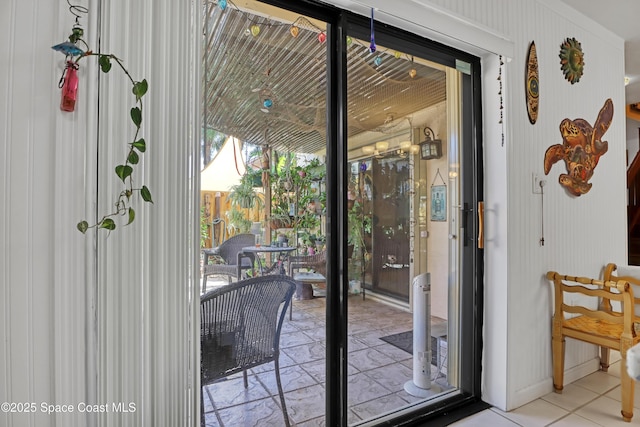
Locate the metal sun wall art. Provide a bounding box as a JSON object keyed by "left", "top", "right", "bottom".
{"left": 543, "top": 98, "right": 613, "bottom": 196}
{"left": 526, "top": 41, "right": 539, "bottom": 124}
{"left": 559, "top": 37, "right": 584, "bottom": 84}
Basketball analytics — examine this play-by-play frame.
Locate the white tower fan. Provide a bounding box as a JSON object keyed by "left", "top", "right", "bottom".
{"left": 404, "top": 272, "right": 441, "bottom": 396}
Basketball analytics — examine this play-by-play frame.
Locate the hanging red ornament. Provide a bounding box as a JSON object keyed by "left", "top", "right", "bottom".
{"left": 318, "top": 32, "right": 326, "bottom": 43}
{"left": 60, "top": 61, "right": 79, "bottom": 112}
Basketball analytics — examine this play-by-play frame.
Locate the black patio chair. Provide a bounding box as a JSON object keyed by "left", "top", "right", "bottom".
{"left": 201, "top": 233, "right": 256, "bottom": 293}
{"left": 200, "top": 275, "right": 296, "bottom": 427}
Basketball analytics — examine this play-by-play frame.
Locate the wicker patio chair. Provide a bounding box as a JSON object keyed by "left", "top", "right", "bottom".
{"left": 201, "top": 233, "right": 256, "bottom": 293}
{"left": 287, "top": 250, "right": 326, "bottom": 277}
{"left": 287, "top": 250, "right": 326, "bottom": 319}
{"left": 201, "top": 275, "right": 296, "bottom": 427}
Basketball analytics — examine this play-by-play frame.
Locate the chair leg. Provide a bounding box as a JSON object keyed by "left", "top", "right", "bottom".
{"left": 552, "top": 335, "right": 565, "bottom": 393}
{"left": 289, "top": 298, "right": 293, "bottom": 321}
{"left": 242, "top": 369, "right": 248, "bottom": 389}
{"left": 621, "top": 347, "right": 635, "bottom": 422}
{"left": 600, "top": 346, "right": 611, "bottom": 372}
{"left": 274, "top": 357, "right": 291, "bottom": 427}
{"left": 202, "top": 274, "right": 207, "bottom": 294}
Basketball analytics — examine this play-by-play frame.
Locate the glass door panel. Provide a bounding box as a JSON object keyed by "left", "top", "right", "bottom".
{"left": 345, "top": 31, "right": 464, "bottom": 424}
{"left": 200, "top": 2, "right": 329, "bottom": 426}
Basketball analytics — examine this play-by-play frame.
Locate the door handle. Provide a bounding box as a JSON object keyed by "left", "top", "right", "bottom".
{"left": 478, "top": 201, "right": 484, "bottom": 249}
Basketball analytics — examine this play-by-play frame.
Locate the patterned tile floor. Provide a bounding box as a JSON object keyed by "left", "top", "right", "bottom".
{"left": 201, "top": 279, "right": 450, "bottom": 426}
{"left": 203, "top": 277, "right": 640, "bottom": 426}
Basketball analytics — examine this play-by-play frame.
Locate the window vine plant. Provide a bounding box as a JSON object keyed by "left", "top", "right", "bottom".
{"left": 54, "top": 1, "right": 153, "bottom": 234}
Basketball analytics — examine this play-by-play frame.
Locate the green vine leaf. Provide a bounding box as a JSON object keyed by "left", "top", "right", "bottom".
{"left": 128, "top": 150, "right": 139, "bottom": 164}
{"left": 132, "top": 138, "right": 146, "bottom": 152}
{"left": 131, "top": 107, "right": 142, "bottom": 127}
{"left": 133, "top": 79, "right": 148, "bottom": 101}
{"left": 141, "top": 186, "right": 153, "bottom": 203}
{"left": 100, "top": 218, "right": 116, "bottom": 230}
{"left": 99, "top": 55, "right": 112, "bottom": 73}
{"left": 127, "top": 207, "right": 135, "bottom": 225}
{"left": 77, "top": 221, "right": 89, "bottom": 234}
{"left": 71, "top": 37, "right": 152, "bottom": 234}
{"left": 115, "top": 164, "right": 133, "bottom": 182}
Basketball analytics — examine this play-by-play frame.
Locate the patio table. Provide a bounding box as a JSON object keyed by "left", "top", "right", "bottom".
{"left": 241, "top": 246, "right": 296, "bottom": 276}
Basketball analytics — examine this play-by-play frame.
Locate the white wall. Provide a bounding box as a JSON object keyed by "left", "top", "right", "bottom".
{"left": 1, "top": 0, "right": 199, "bottom": 426}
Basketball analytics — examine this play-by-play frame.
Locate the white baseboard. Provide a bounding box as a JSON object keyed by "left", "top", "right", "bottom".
{"left": 508, "top": 358, "right": 600, "bottom": 410}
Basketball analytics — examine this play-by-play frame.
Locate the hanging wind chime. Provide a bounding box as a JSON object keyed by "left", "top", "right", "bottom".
{"left": 498, "top": 56, "right": 504, "bottom": 146}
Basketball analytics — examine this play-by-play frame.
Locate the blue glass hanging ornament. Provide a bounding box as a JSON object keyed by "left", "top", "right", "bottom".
{"left": 218, "top": 0, "right": 227, "bottom": 10}
{"left": 263, "top": 98, "right": 273, "bottom": 109}
{"left": 369, "top": 8, "right": 376, "bottom": 53}
{"left": 359, "top": 161, "right": 367, "bottom": 172}
{"left": 52, "top": 41, "right": 85, "bottom": 57}
{"left": 374, "top": 56, "right": 382, "bottom": 66}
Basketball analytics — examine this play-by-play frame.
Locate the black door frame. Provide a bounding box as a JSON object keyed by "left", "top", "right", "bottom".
{"left": 258, "top": 1, "right": 485, "bottom": 424}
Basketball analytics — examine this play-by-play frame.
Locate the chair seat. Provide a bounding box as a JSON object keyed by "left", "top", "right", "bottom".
{"left": 203, "top": 263, "right": 237, "bottom": 276}
{"left": 564, "top": 316, "right": 640, "bottom": 345}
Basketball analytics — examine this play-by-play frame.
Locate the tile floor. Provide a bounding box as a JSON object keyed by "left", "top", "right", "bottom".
{"left": 202, "top": 278, "right": 639, "bottom": 426}
{"left": 201, "top": 278, "right": 450, "bottom": 426}
{"left": 451, "top": 359, "right": 640, "bottom": 427}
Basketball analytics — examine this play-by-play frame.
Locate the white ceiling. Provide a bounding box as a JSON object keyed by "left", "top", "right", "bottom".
{"left": 561, "top": 0, "right": 640, "bottom": 103}
{"left": 560, "top": 0, "right": 640, "bottom": 144}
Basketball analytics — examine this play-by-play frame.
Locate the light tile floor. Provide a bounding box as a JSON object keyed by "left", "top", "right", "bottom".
{"left": 451, "top": 357, "right": 640, "bottom": 427}
{"left": 202, "top": 278, "right": 639, "bottom": 426}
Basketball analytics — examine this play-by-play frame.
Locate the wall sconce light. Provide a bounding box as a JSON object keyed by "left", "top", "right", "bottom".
{"left": 418, "top": 127, "right": 442, "bottom": 160}
{"left": 375, "top": 141, "right": 389, "bottom": 152}
{"left": 361, "top": 145, "right": 375, "bottom": 155}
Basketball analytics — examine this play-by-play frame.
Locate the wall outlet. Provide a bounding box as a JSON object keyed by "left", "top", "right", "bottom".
{"left": 532, "top": 173, "right": 544, "bottom": 194}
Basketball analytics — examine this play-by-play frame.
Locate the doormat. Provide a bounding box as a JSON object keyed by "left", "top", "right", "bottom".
{"left": 379, "top": 330, "right": 447, "bottom": 366}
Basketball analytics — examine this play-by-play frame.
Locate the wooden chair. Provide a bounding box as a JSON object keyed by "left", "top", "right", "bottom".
{"left": 547, "top": 270, "right": 640, "bottom": 422}
{"left": 200, "top": 275, "right": 296, "bottom": 427}
{"left": 603, "top": 263, "right": 640, "bottom": 371}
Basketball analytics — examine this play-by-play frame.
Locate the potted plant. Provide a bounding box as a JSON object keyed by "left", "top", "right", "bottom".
{"left": 268, "top": 211, "right": 294, "bottom": 230}
{"left": 347, "top": 200, "right": 372, "bottom": 259}
{"left": 226, "top": 208, "right": 252, "bottom": 233}
{"left": 228, "top": 170, "right": 263, "bottom": 210}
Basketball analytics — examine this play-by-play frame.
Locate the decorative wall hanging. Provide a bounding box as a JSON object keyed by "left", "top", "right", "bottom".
{"left": 430, "top": 169, "right": 446, "bottom": 221}
{"left": 559, "top": 37, "right": 584, "bottom": 84}
{"left": 544, "top": 98, "right": 613, "bottom": 196}
{"left": 525, "top": 41, "right": 539, "bottom": 124}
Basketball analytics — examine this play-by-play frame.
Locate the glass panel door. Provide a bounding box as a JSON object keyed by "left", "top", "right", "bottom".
{"left": 344, "top": 18, "right": 482, "bottom": 424}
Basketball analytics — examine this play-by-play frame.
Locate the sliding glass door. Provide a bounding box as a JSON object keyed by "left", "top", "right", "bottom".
{"left": 200, "top": 1, "right": 484, "bottom": 425}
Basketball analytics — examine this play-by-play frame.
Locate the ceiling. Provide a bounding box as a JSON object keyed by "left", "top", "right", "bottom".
{"left": 560, "top": 0, "right": 640, "bottom": 142}
{"left": 203, "top": 1, "right": 640, "bottom": 154}
{"left": 202, "top": 2, "right": 446, "bottom": 154}
{"left": 560, "top": 0, "right": 640, "bottom": 102}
